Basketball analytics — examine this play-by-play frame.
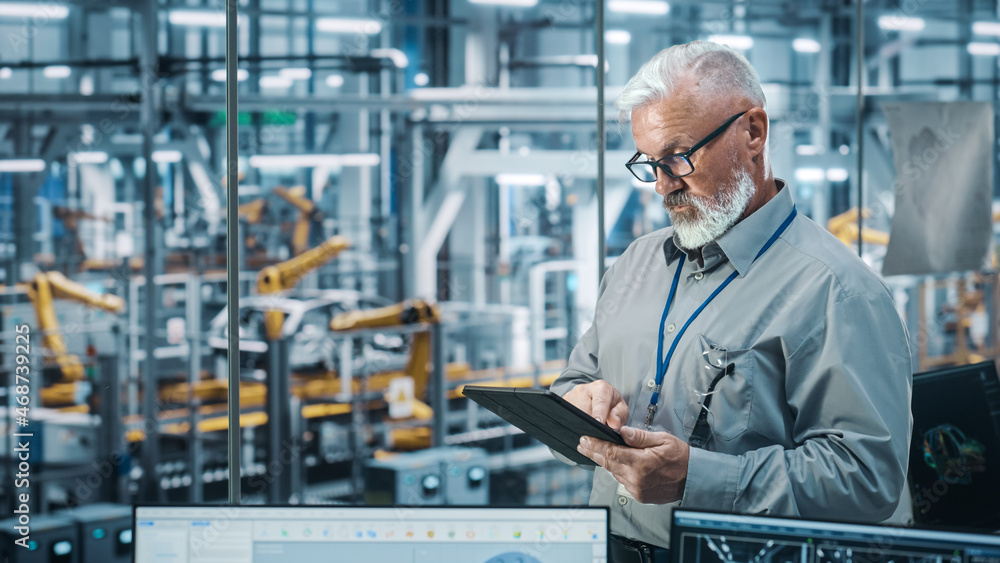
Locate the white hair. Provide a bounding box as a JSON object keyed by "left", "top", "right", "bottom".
{"left": 617, "top": 41, "right": 770, "bottom": 170}
{"left": 616, "top": 41, "right": 767, "bottom": 123}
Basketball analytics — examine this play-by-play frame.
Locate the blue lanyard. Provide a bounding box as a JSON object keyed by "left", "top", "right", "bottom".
{"left": 645, "top": 206, "right": 798, "bottom": 428}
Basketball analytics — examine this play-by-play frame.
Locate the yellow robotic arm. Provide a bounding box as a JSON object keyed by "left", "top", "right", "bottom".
{"left": 256, "top": 235, "right": 351, "bottom": 339}
{"left": 827, "top": 207, "right": 891, "bottom": 246}
{"left": 24, "top": 271, "right": 125, "bottom": 381}
{"left": 273, "top": 185, "right": 322, "bottom": 256}
{"left": 330, "top": 299, "right": 441, "bottom": 398}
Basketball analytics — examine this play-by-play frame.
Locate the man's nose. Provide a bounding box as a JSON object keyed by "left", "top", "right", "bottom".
{"left": 654, "top": 169, "right": 684, "bottom": 197}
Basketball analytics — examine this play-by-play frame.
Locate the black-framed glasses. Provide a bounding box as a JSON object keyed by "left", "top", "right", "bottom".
{"left": 626, "top": 110, "right": 750, "bottom": 182}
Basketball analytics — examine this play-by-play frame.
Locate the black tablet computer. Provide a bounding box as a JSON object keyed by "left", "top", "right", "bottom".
{"left": 462, "top": 385, "right": 627, "bottom": 466}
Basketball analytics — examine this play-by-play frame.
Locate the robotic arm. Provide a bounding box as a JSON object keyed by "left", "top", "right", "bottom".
{"left": 329, "top": 299, "right": 441, "bottom": 398}
{"left": 273, "top": 185, "right": 323, "bottom": 256}
{"left": 24, "top": 271, "right": 125, "bottom": 381}
{"left": 256, "top": 235, "right": 351, "bottom": 339}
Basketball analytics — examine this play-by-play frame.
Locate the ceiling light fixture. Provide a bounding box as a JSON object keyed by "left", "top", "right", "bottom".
{"left": 468, "top": 0, "right": 538, "bottom": 5}
{"left": 968, "top": 42, "right": 1000, "bottom": 56}
{"left": 607, "top": 1, "right": 670, "bottom": 15}
{"left": 973, "top": 21, "right": 1000, "bottom": 36}
{"left": 211, "top": 68, "right": 248, "bottom": 82}
{"left": 0, "top": 3, "right": 68, "bottom": 19}
{"left": 316, "top": 17, "right": 382, "bottom": 35}
{"left": 0, "top": 159, "right": 46, "bottom": 172}
{"left": 792, "top": 38, "right": 821, "bottom": 53}
{"left": 279, "top": 68, "right": 312, "bottom": 80}
{"left": 605, "top": 30, "right": 632, "bottom": 45}
{"left": 259, "top": 75, "right": 293, "bottom": 89}
{"left": 43, "top": 65, "right": 71, "bottom": 79}
{"left": 877, "top": 15, "right": 925, "bottom": 31}
{"left": 495, "top": 173, "right": 547, "bottom": 186}
{"left": 707, "top": 34, "right": 754, "bottom": 50}
{"left": 248, "top": 154, "right": 381, "bottom": 168}
{"left": 152, "top": 150, "right": 183, "bottom": 163}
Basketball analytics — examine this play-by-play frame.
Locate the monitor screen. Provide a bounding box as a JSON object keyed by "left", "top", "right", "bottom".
{"left": 671, "top": 509, "right": 1000, "bottom": 563}
{"left": 909, "top": 360, "right": 1000, "bottom": 529}
{"left": 133, "top": 505, "right": 609, "bottom": 563}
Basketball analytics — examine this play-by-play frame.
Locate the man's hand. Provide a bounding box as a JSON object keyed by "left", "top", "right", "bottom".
{"left": 577, "top": 426, "right": 690, "bottom": 505}
{"left": 563, "top": 381, "right": 630, "bottom": 431}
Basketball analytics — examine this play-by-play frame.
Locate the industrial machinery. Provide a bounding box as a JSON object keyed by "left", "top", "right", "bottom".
{"left": 257, "top": 235, "right": 351, "bottom": 339}
{"left": 273, "top": 185, "right": 323, "bottom": 257}
{"left": 206, "top": 290, "right": 409, "bottom": 373}
{"left": 52, "top": 206, "right": 112, "bottom": 268}
{"left": 330, "top": 298, "right": 441, "bottom": 398}
{"left": 827, "top": 207, "right": 891, "bottom": 247}
{"left": 363, "top": 447, "right": 489, "bottom": 505}
{"left": 23, "top": 271, "right": 124, "bottom": 383}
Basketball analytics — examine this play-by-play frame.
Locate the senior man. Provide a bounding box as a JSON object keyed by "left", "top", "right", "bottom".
{"left": 550, "top": 41, "right": 912, "bottom": 561}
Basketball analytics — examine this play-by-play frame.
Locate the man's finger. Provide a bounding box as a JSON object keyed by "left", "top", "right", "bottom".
{"left": 619, "top": 426, "right": 671, "bottom": 449}
{"left": 590, "top": 389, "right": 613, "bottom": 424}
{"left": 607, "top": 402, "right": 630, "bottom": 430}
{"left": 579, "top": 436, "right": 635, "bottom": 473}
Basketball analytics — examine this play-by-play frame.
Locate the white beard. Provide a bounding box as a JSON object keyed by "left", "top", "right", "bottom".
{"left": 667, "top": 166, "right": 756, "bottom": 251}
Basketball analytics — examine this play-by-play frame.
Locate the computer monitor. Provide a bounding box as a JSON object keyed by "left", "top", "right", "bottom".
{"left": 909, "top": 360, "right": 1000, "bottom": 529}
{"left": 671, "top": 509, "right": 1000, "bottom": 563}
{"left": 133, "top": 505, "right": 609, "bottom": 563}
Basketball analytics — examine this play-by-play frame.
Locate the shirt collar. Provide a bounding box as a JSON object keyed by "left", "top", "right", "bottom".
{"left": 663, "top": 179, "right": 794, "bottom": 277}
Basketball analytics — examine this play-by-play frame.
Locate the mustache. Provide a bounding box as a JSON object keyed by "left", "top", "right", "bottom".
{"left": 663, "top": 191, "right": 695, "bottom": 210}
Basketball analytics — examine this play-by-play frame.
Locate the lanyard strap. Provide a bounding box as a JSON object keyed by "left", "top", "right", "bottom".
{"left": 649, "top": 206, "right": 798, "bottom": 410}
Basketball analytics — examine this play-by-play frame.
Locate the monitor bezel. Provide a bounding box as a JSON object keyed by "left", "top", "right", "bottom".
{"left": 132, "top": 503, "right": 611, "bottom": 562}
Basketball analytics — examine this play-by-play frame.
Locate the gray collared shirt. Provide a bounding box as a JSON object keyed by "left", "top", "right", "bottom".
{"left": 550, "top": 180, "right": 912, "bottom": 547}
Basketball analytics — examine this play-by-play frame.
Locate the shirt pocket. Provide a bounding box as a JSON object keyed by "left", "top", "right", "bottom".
{"left": 671, "top": 333, "right": 755, "bottom": 442}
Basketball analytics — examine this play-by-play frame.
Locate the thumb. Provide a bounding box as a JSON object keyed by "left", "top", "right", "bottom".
{"left": 620, "top": 425, "right": 669, "bottom": 448}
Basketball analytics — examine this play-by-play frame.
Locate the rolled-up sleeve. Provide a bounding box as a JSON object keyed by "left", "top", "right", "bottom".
{"left": 681, "top": 292, "right": 913, "bottom": 522}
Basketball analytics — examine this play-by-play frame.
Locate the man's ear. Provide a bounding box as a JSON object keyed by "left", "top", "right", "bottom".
{"left": 745, "top": 107, "right": 768, "bottom": 159}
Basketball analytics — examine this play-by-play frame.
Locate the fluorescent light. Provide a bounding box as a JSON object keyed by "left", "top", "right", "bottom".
{"left": 69, "top": 152, "right": 109, "bottom": 164}
{"left": 606, "top": 30, "right": 632, "bottom": 45}
{"left": 316, "top": 17, "right": 382, "bottom": 35}
{"left": 877, "top": 16, "right": 925, "bottom": 31}
{"left": 152, "top": 150, "right": 183, "bottom": 163}
{"left": 43, "top": 65, "right": 71, "bottom": 79}
{"left": 968, "top": 42, "right": 1000, "bottom": 56}
{"left": 0, "top": 159, "right": 46, "bottom": 172}
{"left": 413, "top": 72, "right": 429, "bottom": 87}
{"left": 826, "top": 168, "right": 849, "bottom": 182}
{"left": 573, "top": 55, "right": 599, "bottom": 67}
{"left": 794, "top": 168, "right": 825, "bottom": 182}
{"left": 708, "top": 34, "right": 754, "bottom": 50}
{"left": 973, "top": 21, "right": 1000, "bottom": 36}
{"left": 168, "top": 10, "right": 226, "bottom": 27}
{"left": 0, "top": 3, "right": 69, "bottom": 19}
{"left": 325, "top": 74, "right": 345, "bottom": 88}
{"left": 793, "top": 38, "right": 821, "bottom": 53}
{"left": 0, "top": 67, "right": 10, "bottom": 79}
{"left": 608, "top": 0, "right": 669, "bottom": 15}
{"left": 279, "top": 67, "right": 312, "bottom": 80}
{"left": 371, "top": 48, "right": 409, "bottom": 68}
{"left": 468, "top": 0, "right": 538, "bottom": 6}
{"left": 259, "top": 75, "right": 293, "bottom": 89}
{"left": 79, "top": 74, "right": 94, "bottom": 95}
{"left": 795, "top": 144, "right": 822, "bottom": 156}
{"left": 248, "top": 154, "right": 381, "bottom": 169}
{"left": 211, "top": 68, "right": 248, "bottom": 82}
{"left": 495, "top": 173, "right": 547, "bottom": 186}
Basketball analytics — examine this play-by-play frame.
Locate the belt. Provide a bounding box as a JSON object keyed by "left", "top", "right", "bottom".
{"left": 610, "top": 534, "right": 671, "bottom": 563}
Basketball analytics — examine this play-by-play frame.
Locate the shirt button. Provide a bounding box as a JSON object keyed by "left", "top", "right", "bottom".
{"left": 647, "top": 379, "right": 656, "bottom": 388}
{"left": 694, "top": 272, "right": 704, "bottom": 281}
{"left": 666, "top": 323, "right": 676, "bottom": 333}
{"left": 617, "top": 496, "right": 628, "bottom": 506}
